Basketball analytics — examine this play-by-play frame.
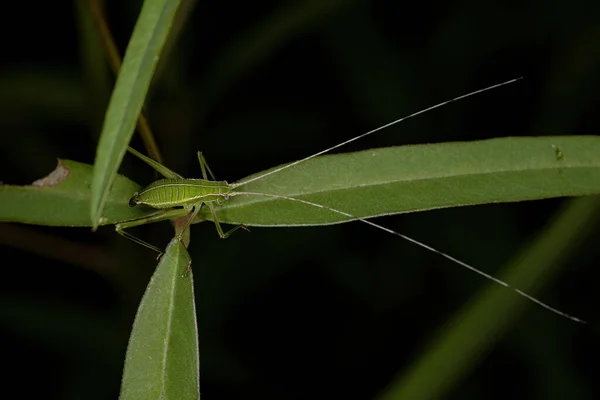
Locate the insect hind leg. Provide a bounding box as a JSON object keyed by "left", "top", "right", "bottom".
{"left": 195, "top": 151, "right": 248, "bottom": 239}
{"left": 175, "top": 202, "right": 246, "bottom": 243}
{"left": 207, "top": 202, "right": 247, "bottom": 238}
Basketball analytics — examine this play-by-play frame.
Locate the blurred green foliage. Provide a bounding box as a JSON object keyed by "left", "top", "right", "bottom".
{"left": 1, "top": 1, "right": 599, "bottom": 399}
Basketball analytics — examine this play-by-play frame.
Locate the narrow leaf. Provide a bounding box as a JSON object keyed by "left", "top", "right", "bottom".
{"left": 4, "top": 137, "right": 599, "bottom": 229}
{"left": 120, "top": 238, "right": 199, "bottom": 400}
{"left": 207, "top": 136, "right": 600, "bottom": 226}
{"left": 91, "top": 0, "right": 181, "bottom": 228}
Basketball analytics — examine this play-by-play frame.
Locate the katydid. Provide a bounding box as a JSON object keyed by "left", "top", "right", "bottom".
{"left": 117, "top": 78, "right": 585, "bottom": 324}
{"left": 116, "top": 149, "right": 245, "bottom": 253}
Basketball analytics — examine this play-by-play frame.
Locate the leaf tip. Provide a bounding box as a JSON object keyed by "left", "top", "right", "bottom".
{"left": 90, "top": 203, "right": 101, "bottom": 231}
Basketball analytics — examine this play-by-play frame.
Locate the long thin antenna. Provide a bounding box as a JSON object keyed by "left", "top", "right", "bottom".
{"left": 233, "top": 190, "right": 586, "bottom": 324}
{"left": 232, "top": 78, "right": 522, "bottom": 189}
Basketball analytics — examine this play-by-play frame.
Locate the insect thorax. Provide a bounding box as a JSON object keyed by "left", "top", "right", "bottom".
{"left": 131, "top": 178, "right": 232, "bottom": 208}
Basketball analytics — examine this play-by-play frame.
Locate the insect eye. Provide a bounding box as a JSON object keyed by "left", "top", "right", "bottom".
{"left": 129, "top": 195, "right": 139, "bottom": 207}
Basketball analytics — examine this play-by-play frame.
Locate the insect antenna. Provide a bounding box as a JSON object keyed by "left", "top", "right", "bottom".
{"left": 232, "top": 190, "right": 585, "bottom": 324}
{"left": 232, "top": 78, "right": 522, "bottom": 189}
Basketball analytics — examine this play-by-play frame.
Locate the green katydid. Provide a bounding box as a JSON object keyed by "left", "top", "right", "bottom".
{"left": 115, "top": 148, "right": 245, "bottom": 253}
{"left": 116, "top": 78, "right": 585, "bottom": 324}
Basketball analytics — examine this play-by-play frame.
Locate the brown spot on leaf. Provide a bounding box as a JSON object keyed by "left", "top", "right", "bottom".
{"left": 552, "top": 144, "right": 565, "bottom": 161}
{"left": 32, "top": 159, "right": 70, "bottom": 187}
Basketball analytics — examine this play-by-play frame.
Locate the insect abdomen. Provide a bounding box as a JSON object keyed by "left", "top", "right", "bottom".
{"left": 130, "top": 178, "right": 233, "bottom": 208}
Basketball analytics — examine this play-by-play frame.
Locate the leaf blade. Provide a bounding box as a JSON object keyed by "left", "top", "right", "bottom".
{"left": 4, "top": 136, "right": 599, "bottom": 229}
{"left": 90, "top": 0, "right": 181, "bottom": 228}
{"left": 0, "top": 160, "right": 151, "bottom": 226}
{"left": 119, "top": 238, "right": 199, "bottom": 400}
{"left": 208, "top": 136, "right": 600, "bottom": 226}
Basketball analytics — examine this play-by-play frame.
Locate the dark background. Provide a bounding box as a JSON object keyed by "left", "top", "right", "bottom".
{"left": 1, "top": 1, "right": 599, "bottom": 399}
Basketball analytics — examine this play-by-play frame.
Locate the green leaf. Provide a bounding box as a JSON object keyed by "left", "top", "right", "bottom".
{"left": 207, "top": 136, "right": 600, "bottom": 226}
{"left": 4, "top": 137, "right": 599, "bottom": 229}
{"left": 0, "top": 160, "right": 151, "bottom": 226}
{"left": 91, "top": 0, "right": 181, "bottom": 229}
{"left": 120, "top": 238, "right": 199, "bottom": 400}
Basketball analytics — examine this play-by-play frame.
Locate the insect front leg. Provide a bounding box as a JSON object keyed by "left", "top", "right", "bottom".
{"left": 115, "top": 208, "right": 190, "bottom": 256}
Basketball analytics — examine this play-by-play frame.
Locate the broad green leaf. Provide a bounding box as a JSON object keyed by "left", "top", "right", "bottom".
{"left": 0, "top": 160, "right": 151, "bottom": 226}
{"left": 376, "top": 195, "right": 600, "bottom": 400}
{"left": 120, "top": 238, "right": 199, "bottom": 400}
{"left": 91, "top": 0, "right": 181, "bottom": 229}
{"left": 206, "top": 136, "right": 600, "bottom": 226}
